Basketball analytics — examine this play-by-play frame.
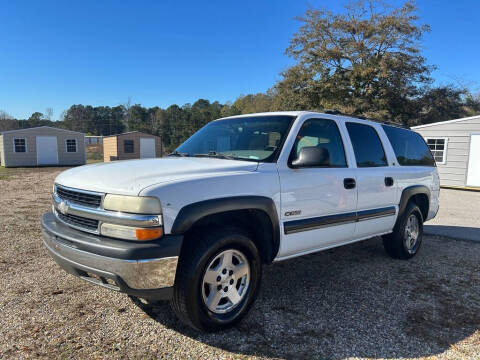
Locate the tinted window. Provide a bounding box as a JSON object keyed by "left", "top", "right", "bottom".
{"left": 382, "top": 125, "right": 435, "bottom": 166}
{"left": 346, "top": 122, "right": 387, "bottom": 167}
{"left": 291, "top": 118, "right": 347, "bottom": 167}
{"left": 14, "top": 138, "right": 26, "bottom": 153}
{"left": 124, "top": 140, "right": 134, "bottom": 153}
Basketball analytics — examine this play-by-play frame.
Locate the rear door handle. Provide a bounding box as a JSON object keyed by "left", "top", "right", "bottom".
{"left": 385, "top": 177, "right": 394, "bottom": 187}
{"left": 343, "top": 178, "right": 356, "bottom": 189}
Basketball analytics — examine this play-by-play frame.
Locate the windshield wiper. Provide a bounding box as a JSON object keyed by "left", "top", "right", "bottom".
{"left": 193, "top": 151, "right": 236, "bottom": 160}
{"left": 167, "top": 150, "right": 189, "bottom": 157}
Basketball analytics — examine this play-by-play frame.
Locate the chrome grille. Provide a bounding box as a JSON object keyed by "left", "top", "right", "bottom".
{"left": 56, "top": 185, "right": 102, "bottom": 208}
{"left": 57, "top": 212, "right": 99, "bottom": 231}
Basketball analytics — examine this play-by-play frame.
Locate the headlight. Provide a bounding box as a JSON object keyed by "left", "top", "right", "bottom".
{"left": 100, "top": 223, "right": 163, "bottom": 241}
{"left": 103, "top": 194, "right": 161, "bottom": 214}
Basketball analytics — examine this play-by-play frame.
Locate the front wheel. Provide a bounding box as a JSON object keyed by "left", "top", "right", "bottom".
{"left": 383, "top": 202, "right": 424, "bottom": 260}
{"left": 171, "top": 227, "right": 262, "bottom": 331}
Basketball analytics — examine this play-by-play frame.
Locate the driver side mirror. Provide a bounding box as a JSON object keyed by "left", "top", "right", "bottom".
{"left": 291, "top": 146, "right": 330, "bottom": 168}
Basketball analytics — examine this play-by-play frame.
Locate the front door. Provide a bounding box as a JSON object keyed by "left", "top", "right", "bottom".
{"left": 277, "top": 117, "right": 358, "bottom": 259}
{"left": 140, "top": 138, "right": 155, "bottom": 158}
{"left": 467, "top": 134, "right": 480, "bottom": 187}
{"left": 36, "top": 136, "right": 58, "bottom": 165}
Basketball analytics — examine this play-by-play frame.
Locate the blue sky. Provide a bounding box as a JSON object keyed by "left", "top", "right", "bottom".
{"left": 1, "top": 0, "right": 479, "bottom": 119}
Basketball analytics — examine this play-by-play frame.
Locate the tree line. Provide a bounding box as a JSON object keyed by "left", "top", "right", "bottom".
{"left": 1, "top": 0, "right": 479, "bottom": 153}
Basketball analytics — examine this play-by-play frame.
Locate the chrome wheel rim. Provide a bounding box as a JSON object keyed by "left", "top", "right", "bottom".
{"left": 201, "top": 249, "right": 250, "bottom": 314}
{"left": 405, "top": 214, "right": 420, "bottom": 253}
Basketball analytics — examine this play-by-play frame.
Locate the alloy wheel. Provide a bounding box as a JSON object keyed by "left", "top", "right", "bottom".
{"left": 201, "top": 249, "right": 250, "bottom": 314}
{"left": 404, "top": 214, "right": 420, "bottom": 254}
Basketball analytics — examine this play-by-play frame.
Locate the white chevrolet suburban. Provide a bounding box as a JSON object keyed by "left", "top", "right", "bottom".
{"left": 42, "top": 111, "right": 439, "bottom": 331}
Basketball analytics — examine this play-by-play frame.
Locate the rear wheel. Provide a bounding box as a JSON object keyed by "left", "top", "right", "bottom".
{"left": 383, "top": 201, "right": 423, "bottom": 259}
{"left": 171, "top": 227, "right": 261, "bottom": 331}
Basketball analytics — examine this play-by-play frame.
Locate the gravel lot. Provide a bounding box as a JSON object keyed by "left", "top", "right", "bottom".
{"left": 1, "top": 167, "right": 479, "bottom": 359}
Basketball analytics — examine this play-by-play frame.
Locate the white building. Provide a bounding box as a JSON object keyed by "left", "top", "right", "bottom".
{"left": 412, "top": 115, "right": 480, "bottom": 188}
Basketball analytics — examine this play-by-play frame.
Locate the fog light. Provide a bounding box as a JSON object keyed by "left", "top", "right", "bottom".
{"left": 100, "top": 223, "right": 163, "bottom": 241}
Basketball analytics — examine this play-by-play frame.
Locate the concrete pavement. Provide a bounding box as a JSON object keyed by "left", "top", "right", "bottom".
{"left": 423, "top": 188, "right": 480, "bottom": 242}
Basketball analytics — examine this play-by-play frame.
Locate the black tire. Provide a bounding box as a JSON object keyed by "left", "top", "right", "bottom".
{"left": 383, "top": 201, "right": 424, "bottom": 260}
{"left": 171, "top": 227, "right": 262, "bottom": 331}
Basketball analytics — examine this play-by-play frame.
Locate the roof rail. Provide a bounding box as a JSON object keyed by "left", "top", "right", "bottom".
{"left": 323, "top": 110, "right": 367, "bottom": 119}
{"left": 324, "top": 109, "right": 342, "bottom": 115}
{"left": 381, "top": 121, "right": 406, "bottom": 128}
{"left": 320, "top": 110, "right": 407, "bottom": 128}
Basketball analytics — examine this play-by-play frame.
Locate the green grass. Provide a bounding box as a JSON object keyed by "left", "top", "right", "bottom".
{"left": 0, "top": 166, "right": 13, "bottom": 180}
{"left": 0, "top": 161, "right": 102, "bottom": 180}
{"left": 0, "top": 166, "right": 13, "bottom": 174}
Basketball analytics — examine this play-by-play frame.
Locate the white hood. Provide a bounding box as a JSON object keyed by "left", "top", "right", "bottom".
{"left": 55, "top": 157, "right": 259, "bottom": 195}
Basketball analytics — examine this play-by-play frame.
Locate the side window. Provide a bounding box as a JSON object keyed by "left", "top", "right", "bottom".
{"left": 346, "top": 122, "right": 387, "bottom": 167}
{"left": 382, "top": 125, "right": 435, "bottom": 166}
{"left": 14, "top": 138, "right": 26, "bottom": 153}
{"left": 426, "top": 138, "right": 447, "bottom": 164}
{"left": 124, "top": 140, "right": 134, "bottom": 153}
{"left": 66, "top": 139, "right": 77, "bottom": 153}
{"left": 291, "top": 118, "right": 347, "bottom": 167}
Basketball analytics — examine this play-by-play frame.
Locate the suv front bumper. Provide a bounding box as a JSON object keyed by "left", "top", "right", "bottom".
{"left": 41, "top": 212, "right": 183, "bottom": 300}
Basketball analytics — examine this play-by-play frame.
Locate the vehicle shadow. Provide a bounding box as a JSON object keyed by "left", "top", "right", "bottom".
{"left": 131, "top": 236, "right": 480, "bottom": 359}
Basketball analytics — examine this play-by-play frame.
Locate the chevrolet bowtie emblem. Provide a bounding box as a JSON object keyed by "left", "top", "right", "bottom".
{"left": 58, "top": 200, "right": 70, "bottom": 215}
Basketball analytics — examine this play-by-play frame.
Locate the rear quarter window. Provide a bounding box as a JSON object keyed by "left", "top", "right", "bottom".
{"left": 382, "top": 125, "right": 435, "bottom": 167}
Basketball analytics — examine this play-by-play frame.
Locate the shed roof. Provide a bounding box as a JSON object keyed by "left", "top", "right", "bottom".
{"left": 104, "top": 131, "right": 159, "bottom": 138}
{"left": 0, "top": 126, "right": 85, "bottom": 135}
{"left": 411, "top": 114, "right": 480, "bottom": 129}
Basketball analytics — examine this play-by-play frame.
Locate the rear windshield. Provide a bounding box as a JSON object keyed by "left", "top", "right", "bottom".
{"left": 382, "top": 125, "right": 435, "bottom": 167}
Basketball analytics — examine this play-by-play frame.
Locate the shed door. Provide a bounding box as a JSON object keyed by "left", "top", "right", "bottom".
{"left": 467, "top": 135, "right": 480, "bottom": 187}
{"left": 36, "top": 136, "right": 58, "bottom": 165}
{"left": 140, "top": 138, "right": 155, "bottom": 158}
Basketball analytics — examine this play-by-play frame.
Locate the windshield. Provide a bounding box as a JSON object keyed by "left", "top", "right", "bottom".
{"left": 175, "top": 115, "right": 295, "bottom": 162}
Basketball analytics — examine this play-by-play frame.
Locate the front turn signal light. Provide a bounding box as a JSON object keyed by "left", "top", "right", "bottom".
{"left": 100, "top": 223, "right": 163, "bottom": 241}
{"left": 135, "top": 227, "right": 164, "bottom": 241}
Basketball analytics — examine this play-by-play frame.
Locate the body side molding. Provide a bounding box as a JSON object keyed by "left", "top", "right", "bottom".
{"left": 284, "top": 206, "right": 396, "bottom": 235}
{"left": 283, "top": 211, "right": 357, "bottom": 234}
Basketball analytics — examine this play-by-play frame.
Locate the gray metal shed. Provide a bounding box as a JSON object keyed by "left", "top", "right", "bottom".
{"left": 0, "top": 126, "right": 86, "bottom": 167}
{"left": 412, "top": 115, "right": 480, "bottom": 188}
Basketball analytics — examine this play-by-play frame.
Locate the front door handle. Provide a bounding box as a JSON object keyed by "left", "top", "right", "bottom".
{"left": 385, "top": 177, "right": 394, "bottom": 187}
{"left": 344, "top": 178, "right": 356, "bottom": 189}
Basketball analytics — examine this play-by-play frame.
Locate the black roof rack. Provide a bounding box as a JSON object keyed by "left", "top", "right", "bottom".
{"left": 320, "top": 110, "right": 407, "bottom": 128}
{"left": 381, "top": 121, "right": 406, "bottom": 128}
{"left": 323, "top": 109, "right": 342, "bottom": 115}
{"left": 323, "top": 110, "right": 367, "bottom": 119}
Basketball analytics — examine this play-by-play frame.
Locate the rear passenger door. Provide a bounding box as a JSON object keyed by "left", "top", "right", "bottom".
{"left": 344, "top": 122, "right": 397, "bottom": 238}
